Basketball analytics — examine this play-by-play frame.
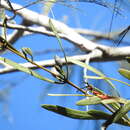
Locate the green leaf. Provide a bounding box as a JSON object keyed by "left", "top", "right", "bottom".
{"left": 41, "top": 104, "right": 130, "bottom": 126}
{"left": 101, "top": 97, "right": 127, "bottom": 105}
{"left": 76, "top": 96, "right": 127, "bottom": 106}
{"left": 119, "top": 68, "right": 130, "bottom": 80}
{"left": 49, "top": 19, "right": 68, "bottom": 78}
{"left": 41, "top": 104, "right": 110, "bottom": 120}
{"left": 48, "top": 94, "right": 86, "bottom": 96}
{"left": 69, "top": 59, "right": 119, "bottom": 96}
{"left": 85, "top": 75, "right": 104, "bottom": 80}
{"left": 76, "top": 96, "right": 102, "bottom": 106}
{"left": 112, "top": 101, "right": 130, "bottom": 123}
{"left": 69, "top": 59, "right": 104, "bottom": 76}
{"left": 0, "top": 57, "right": 55, "bottom": 83}
{"left": 102, "top": 101, "right": 130, "bottom": 128}
{"left": 85, "top": 75, "right": 130, "bottom": 87}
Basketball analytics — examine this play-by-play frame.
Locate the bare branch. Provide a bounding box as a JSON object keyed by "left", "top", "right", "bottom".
{"left": 8, "top": 20, "right": 33, "bottom": 44}
{"left": 0, "top": 22, "right": 66, "bottom": 38}
{"left": 0, "top": 22, "right": 117, "bottom": 42}
{"left": 0, "top": 1, "right": 130, "bottom": 75}
{"left": 0, "top": 0, "right": 108, "bottom": 52}
{"left": 1, "top": 47, "right": 130, "bottom": 74}
{"left": 2, "top": 22, "right": 129, "bottom": 46}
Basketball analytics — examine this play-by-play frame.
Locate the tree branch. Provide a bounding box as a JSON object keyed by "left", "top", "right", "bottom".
{"left": 1, "top": 48, "right": 130, "bottom": 74}
{"left": 7, "top": 20, "right": 33, "bottom": 44}
{"left": 0, "top": 0, "right": 130, "bottom": 74}
{"left": 0, "top": 22, "right": 120, "bottom": 43}
{"left": 0, "top": 0, "right": 109, "bottom": 52}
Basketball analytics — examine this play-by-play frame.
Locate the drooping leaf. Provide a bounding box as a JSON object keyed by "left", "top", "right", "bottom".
{"left": 69, "top": 59, "right": 104, "bottom": 76}
{"left": 85, "top": 75, "right": 130, "bottom": 86}
{"left": 0, "top": 57, "right": 55, "bottom": 83}
{"left": 69, "top": 59, "right": 119, "bottom": 96}
{"left": 126, "top": 57, "right": 130, "bottom": 63}
{"left": 41, "top": 104, "right": 130, "bottom": 126}
{"left": 119, "top": 68, "right": 130, "bottom": 80}
{"left": 49, "top": 19, "right": 68, "bottom": 78}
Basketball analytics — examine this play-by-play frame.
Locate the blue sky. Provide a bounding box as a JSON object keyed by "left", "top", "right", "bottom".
{"left": 0, "top": 1, "right": 130, "bottom": 130}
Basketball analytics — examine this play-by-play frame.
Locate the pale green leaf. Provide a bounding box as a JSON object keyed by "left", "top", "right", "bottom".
{"left": 69, "top": 59, "right": 104, "bottom": 76}
{"left": 85, "top": 75, "right": 130, "bottom": 87}
{"left": 76, "top": 96, "right": 127, "bottom": 106}
{"left": 119, "top": 68, "right": 130, "bottom": 80}
{"left": 69, "top": 59, "right": 119, "bottom": 95}
{"left": 48, "top": 94, "right": 87, "bottom": 96}
{"left": 0, "top": 57, "right": 55, "bottom": 83}
{"left": 76, "top": 96, "right": 102, "bottom": 106}
{"left": 102, "top": 101, "right": 130, "bottom": 128}
{"left": 85, "top": 75, "right": 104, "bottom": 80}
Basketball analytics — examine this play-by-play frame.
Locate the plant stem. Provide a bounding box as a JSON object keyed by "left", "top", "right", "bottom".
{"left": 66, "top": 80, "right": 86, "bottom": 95}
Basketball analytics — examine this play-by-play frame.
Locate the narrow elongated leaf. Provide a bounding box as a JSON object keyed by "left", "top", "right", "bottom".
{"left": 76, "top": 96, "right": 102, "bottom": 106}
{"left": 101, "top": 97, "right": 127, "bottom": 105}
{"left": 41, "top": 104, "right": 111, "bottom": 120}
{"left": 85, "top": 75, "right": 104, "bottom": 80}
{"left": 119, "top": 68, "right": 130, "bottom": 80}
{"left": 69, "top": 59, "right": 104, "bottom": 76}
{"left": 69, "top": 59, "right": 119, "bottom": 96}
{"left": 0, "top": 57, "right": 55, "bottom": 83}
{"left": 85, "top": 75, "right": 130, "bottom": 86}
{"left": 41, "top": 104, "right": 130, "bottom": 126}
{"left": 49, "top": 19, "right": 68, "bottom": 78}
{"left": 76, "top": 96, "right": 127, "bottom": 106}
{"left": 48, "top": 94, "right": 87, "bottom": 96}
{"left": 102, "top": 101, "right": 130, "bottom": 129}
{"left": 112, "top": 101, "right": 130, "bottom": 123}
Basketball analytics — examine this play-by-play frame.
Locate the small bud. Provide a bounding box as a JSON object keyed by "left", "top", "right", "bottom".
{"left": 54, "top": 55, "right": 63, "bottom": 67}
{"left": 21, "top": 47, "right": 33, "bottom": 61}
{"left": 51, "top": 67, "right": 65, "bottom": 82}
{"left": 51, "top": 67, "right": 61, "bottom": 77}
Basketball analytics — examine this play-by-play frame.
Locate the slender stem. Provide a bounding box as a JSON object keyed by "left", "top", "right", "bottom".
{"left": 66, "top": 80, "right": 86, "bottom": 95}
{"left": 6, "top": 45, "right": 57, "bottom": 76}
{"left": 7, "top": 44, "right": 89, "bottom": 94}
